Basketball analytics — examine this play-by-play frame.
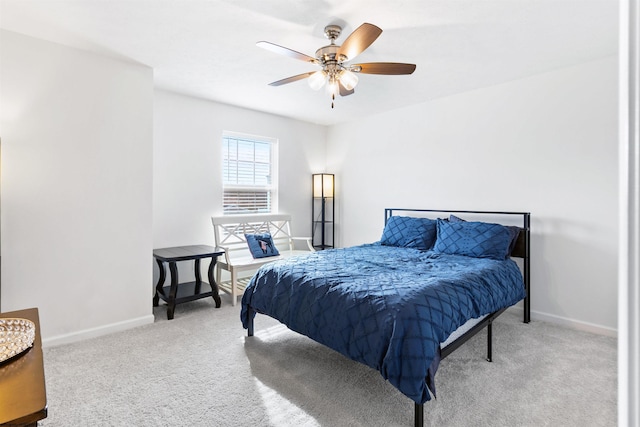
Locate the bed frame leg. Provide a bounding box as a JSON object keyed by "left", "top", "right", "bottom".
{"left": 486, "top": 321, "right": 493, "bottom": 362}
{"left": 414, "top": 403, "right": 423, "bottom": 427}
{"left": 247, "top": 308, "right": 255, "bottom": 337}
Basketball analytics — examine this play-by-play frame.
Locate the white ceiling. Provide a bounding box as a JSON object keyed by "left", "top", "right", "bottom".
{"left": 0, "top": 0, "right": 618, "bottom": 126}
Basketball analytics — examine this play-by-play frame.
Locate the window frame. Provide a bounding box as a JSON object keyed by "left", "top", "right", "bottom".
{"left": 221, "top": 131, "right": 278, "bottom": 215}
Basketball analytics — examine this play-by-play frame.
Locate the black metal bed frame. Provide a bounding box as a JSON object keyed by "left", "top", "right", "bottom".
{"left": 384, "top": 209, "right": 531, "bottom": 427}
{"left": 246, "top": 208, "right": 531, "bottom": 427}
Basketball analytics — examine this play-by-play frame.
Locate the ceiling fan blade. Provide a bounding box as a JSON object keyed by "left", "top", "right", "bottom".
{"left": 337, "top": 23, "right": 382, "bottom": 60}
{"left": 339, "top": 81, "right": 354, "bottom": 97}
{"left": 257, "top": 41, "right": 317, "bottom": 63}
{"left": 352, "top": 62, "right": 416, "bottom": 75}
{"left": 268, "top": 72, "right": 316, "bottom": 86}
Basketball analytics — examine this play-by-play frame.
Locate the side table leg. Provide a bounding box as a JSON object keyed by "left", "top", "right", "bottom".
{"left": 209, "top": 256, "right": 222, "bottom": 308}
{"left": 167, "top": 261, "right": 179, "bottom": 320}
{"left": 194, "top": 258, "right": 202, "bottom": 294}
{"left": 153, "top": 258, "right": 166, "bottom": 307}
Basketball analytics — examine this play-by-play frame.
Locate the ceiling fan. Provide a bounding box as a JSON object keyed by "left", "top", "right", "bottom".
{"left": 257, "top": 23, "right": 416, "bottom": 108}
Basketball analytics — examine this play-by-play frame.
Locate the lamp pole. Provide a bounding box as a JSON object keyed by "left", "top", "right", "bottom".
{"left": 321, "top": 195, "right": 326, "bottom": 248}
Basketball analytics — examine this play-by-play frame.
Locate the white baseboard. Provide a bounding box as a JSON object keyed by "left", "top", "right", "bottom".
{"left": 42, "top": 314, "right": 155, "bottom": 348}
{"left": 508, "top": 306, "right": 617, "bottom": 337}
{"left": 40, "top": 306, "right": 617, "bottom": 348}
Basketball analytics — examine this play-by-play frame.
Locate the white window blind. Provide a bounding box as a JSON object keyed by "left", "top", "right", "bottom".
{"left": 222, "top": 133, "right": 277, "bottom": 215}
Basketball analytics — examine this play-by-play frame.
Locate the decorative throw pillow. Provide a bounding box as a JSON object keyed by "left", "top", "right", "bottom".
{"left": 449, "top": 214, "right": 465, "bottom": 223}
{"left": 506, "top": 226, "right": 522, "bottom": 254}
{"left": 434, "top": 219, "right": 513, "bottom": 260}
{"left": 245, "top": 233, "right": 280, "bottom": 258}
{"left": 448, "top": 214, "right": 521, "bottom": 256}
{"left": 380, "top": 216, "right": 437, "bottom": 250}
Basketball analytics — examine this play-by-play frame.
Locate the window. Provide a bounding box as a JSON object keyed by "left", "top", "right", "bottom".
{"left": 222, "top": 132, "right": 277, "bottom": 215}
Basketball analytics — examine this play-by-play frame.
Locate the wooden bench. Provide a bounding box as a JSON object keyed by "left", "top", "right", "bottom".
{"left": 211, "top": 214, "right": 314, "bottom": 305}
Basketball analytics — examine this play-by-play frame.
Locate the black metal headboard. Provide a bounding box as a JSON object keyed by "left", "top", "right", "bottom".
{"left": 384, "top": 208, "right": 531, "bottom": 323}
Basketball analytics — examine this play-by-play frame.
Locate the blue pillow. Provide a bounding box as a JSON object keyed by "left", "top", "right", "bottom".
{"left": 245, "top": 233, "right": 280, "bottom": 258}
{"left": 449, "top": 214, "right": 465, "bottom": 223}
{"left": 448, "top": 214, "right": 521, "bottom": 255}
{"left": 506, "top": 226, "right": 522, "bottom": 254}
{"left": 380, "top": 216, "right": 437, "bottom": 250}
{"left": 434, "top": 219, "right": 513, "bottom": 260}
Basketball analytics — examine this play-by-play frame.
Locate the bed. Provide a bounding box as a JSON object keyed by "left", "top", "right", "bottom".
{"left": 241, "top": 208, "right": 530, "bottom": 427}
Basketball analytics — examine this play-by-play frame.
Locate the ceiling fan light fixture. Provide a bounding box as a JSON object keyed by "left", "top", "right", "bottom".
{"left": 339, "top": 69, "right": 358, "bottom": 91}
{"left": 308, "top": 70, "right": 326, "bottom": 90}
{"left": 326, "top": 76, "right": 339, "bottom": 97}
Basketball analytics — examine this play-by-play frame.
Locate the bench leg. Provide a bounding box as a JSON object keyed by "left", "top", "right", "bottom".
{"left": 231, "top": 269, "right": 238, "bottom": 306}
{"left": 216, "top": 264, "right": 222, "bottom": 292}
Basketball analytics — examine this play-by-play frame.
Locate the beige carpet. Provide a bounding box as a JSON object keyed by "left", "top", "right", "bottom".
{"left": 40, "top": 295, "right": 616, "bottom": 426}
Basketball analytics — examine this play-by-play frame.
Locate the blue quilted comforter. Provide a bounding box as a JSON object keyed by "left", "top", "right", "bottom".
{"left": 241, "top": 244, "right": 525, "bottom": 404}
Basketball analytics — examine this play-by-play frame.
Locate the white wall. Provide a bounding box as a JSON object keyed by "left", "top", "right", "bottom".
{"left": 0, "top": 30, "right": 154, "bottom": 344}
{"left": 327, "top": 57, "right": 619, "bottom": 333}
{"left": 153, "top": 90, "right": 326, "bottom": 280}
{"left": 0, "top": 29, "right": 618, "bottom": 341}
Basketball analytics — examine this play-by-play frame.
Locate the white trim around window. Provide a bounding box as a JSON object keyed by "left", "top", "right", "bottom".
{"left": 221, "top": 131, "right": 278, "bottom": 215}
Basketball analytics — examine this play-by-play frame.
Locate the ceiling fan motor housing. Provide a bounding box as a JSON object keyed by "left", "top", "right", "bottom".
{"left": 315, "top": 45, "right": 347, "bottom": 64}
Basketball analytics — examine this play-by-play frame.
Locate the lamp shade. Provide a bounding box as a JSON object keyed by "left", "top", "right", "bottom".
{"left": 308, "top": 70, "right": 326, "bottom": 90}
{"left": 340, "top": 69, "right": 359, "bottom": 90}
{"left": 326, "top": 76, "right": 339, "bottom": 97}
{"left": 313, "top": 173, "right": 334, "bottom": 198}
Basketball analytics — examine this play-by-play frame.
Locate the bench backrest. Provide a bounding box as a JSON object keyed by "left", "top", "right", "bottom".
{"left": 212, "top": 214, "right": 295, "bottom": 260}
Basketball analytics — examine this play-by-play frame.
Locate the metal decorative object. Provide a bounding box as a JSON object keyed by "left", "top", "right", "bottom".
{"left": 0, "top": 318, "right": 36, "bottom": 363}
